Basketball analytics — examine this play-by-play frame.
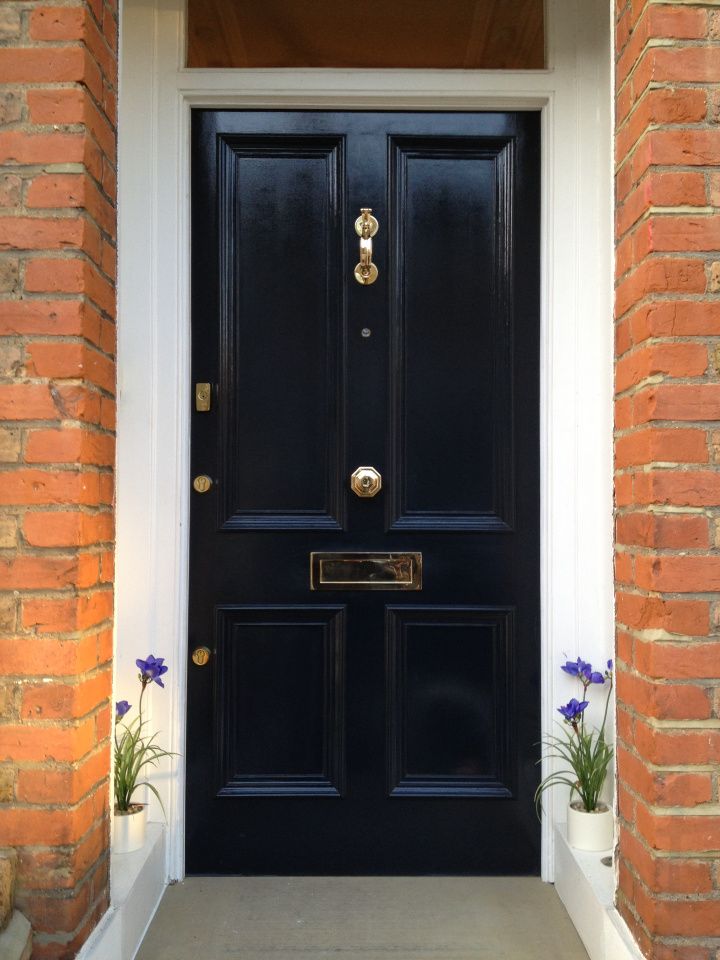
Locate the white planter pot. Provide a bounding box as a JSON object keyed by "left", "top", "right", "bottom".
{"left": 113, "top": 804, "right": 147, "bottom": 854}
{"left": 567, "top": 801, "right": 614, "bottom": 852}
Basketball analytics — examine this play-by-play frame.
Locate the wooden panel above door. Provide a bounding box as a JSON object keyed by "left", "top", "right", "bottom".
{"left": 187, "top": 0, "right": 544, "bottom": 70}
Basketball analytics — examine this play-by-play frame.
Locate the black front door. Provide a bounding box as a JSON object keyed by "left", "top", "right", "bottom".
{"left": 187, "top": 110, "right": 540, "bottom": 874}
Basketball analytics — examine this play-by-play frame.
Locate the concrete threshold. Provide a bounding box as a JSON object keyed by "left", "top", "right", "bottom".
{"left": 136, "top": 877, "right": 589, "bottom": 960}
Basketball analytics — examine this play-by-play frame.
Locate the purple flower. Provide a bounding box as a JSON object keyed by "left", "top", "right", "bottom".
{"left": 557, "top": 698, "right": 589, "bottom": 722}
{"left": 607, "top": 659, "right": 613, "bottom": 672}
{"left": 562, "top": 657, "right": 605, "bottom": 685}
{"left": 136, "top": 654, "right": 169, "bottom": 688}
{"left": 561, "top": 658, "right": 591, "bottom": 678}
{"left": 115, "top": 700, "right": 131, "bottom": 719}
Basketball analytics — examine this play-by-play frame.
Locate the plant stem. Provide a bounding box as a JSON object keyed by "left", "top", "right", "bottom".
{"left": 138, "top": 680, "right": 147, "bottom": 727}
{"left": 599, "top": 674, "right": 614, "bottom": 742}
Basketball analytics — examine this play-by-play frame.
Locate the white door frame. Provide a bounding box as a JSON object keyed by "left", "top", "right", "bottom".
{"left": 116, "top": 0, "right": 614, "bottom": 884}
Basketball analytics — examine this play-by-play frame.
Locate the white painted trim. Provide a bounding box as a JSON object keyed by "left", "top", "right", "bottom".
{"left": 116, "top": 0, "right": 613, "bottom": 899}
{"left": 77, "top": 824, "right": 166, "bottom": 960}
{"left": 555, "top": 825, "right": 644, "bottom": 960}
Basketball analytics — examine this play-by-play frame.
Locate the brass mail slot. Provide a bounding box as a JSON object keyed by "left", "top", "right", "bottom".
{"left": 310, "top": 552, "right": 422, "bottom": 591}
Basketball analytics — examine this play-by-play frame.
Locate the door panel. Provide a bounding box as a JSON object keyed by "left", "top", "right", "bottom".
{"left": 217, "top": 135, "right": 345, "bottom": 529}
{"left": 388, "top": 137, "right": 513, "bottom": 530}
{"left": 214, "top": 605, "right": 345, "bottom": 796}
{"left": 188, "top": 110, "right": 540, "bottom": 875}
{"left": 386, "top": 606, "right": 514, "bottom": 798}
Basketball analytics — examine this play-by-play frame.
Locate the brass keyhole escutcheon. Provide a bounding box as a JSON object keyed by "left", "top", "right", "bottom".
{"left": 191, "top": 646, "right": 211, "bottom": 666}
{"left": 195, "top": 382, "right": 211, "bottom": 412}
{"left": 350, "top": 466, "right": 382, "bottom": 498}
{"left": 193, "top": 474, "right": 213, "bottom": 494}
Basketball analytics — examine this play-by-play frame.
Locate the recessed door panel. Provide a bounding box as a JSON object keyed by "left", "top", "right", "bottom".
{"left": 214, "top": 605, "right": 345, "bottom": 796}
{"left": 389, "top": 138, "right": 513, "bottom": 531}
{"left": 217, "top": 135, "right": 345, "bottom": 529}
{"left": 386, "top": 606, "right": 514, "bottom": 797}
{"left": 188, "top": 110, "right": 540, "bottom": 875}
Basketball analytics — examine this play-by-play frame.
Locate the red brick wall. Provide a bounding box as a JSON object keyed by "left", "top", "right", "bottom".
{"left": 0, "top": 2, "right": 117, "bottom": 957}
{"left": 614, "top": 2, "right": 720, "bottom": 958}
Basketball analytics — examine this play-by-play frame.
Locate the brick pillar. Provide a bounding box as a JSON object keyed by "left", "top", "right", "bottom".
{"left": 615, "top": 3, "right": 720, "bottom": 958}
{"left": 0, "top": 3, "right": 117, "bottom": 958}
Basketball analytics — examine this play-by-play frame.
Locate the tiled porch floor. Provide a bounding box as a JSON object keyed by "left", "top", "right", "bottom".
{"left": 136, "top": 876, "right": 589, "bottom": 959}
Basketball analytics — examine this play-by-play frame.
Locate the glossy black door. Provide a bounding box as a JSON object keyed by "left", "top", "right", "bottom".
{"left": 188, "top": 111, "right": 540, "bottom": 874}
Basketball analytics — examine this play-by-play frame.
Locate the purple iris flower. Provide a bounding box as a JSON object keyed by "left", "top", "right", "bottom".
{"left": 607, "top": 659, "right": 613, "bottom": 672}
{"left": 557, "top": 698, "right": 589, "bottom": 722}
{"left": 136, "top": 654, "right": 169, "bottom": 688}
{"left": 562, "top": 657, "right": 605, "bottom": 685}
{"left": 115, "top": 700, "right": 131, "bottom": 719}
{"left": 561, "top": 658, "right": 591, "bottom": 678}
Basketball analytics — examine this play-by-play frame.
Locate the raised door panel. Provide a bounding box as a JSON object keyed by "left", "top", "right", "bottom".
{"left": 217, "top": 135, "right": 345, "bottom": 529}
{"left": 386, "top": 606, "right": 515, "bottom": 797}
{"left": 388, "top": 137, "right": 514, "bottom": 531}
{"left": 214, "top": 605, "right": 346, "bottom": 796}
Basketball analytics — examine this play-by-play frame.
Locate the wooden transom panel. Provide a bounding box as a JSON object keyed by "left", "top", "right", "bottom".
{"left": 187, "top": 0, "right": 545, "bottom": 70}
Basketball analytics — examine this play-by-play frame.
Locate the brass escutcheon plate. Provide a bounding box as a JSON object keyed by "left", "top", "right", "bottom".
{"left": 310, "top": 552, "right": 422, "bottom": 591}
{"left": 195, "top": 382, "right": 212, "bottom": 412}
{"left": 193, "top": 474, "right": 213, "bottom": 493}
{"left": 191, "top": 646, "right": 211, "bottom": 666}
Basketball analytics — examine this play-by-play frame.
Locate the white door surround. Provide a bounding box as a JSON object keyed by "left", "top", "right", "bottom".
{"left": 115, "top": 0, "right": 614, "bottom": 888}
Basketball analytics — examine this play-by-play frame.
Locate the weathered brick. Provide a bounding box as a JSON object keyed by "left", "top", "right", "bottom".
{"left": 709, "top": 260, "right": 720, "bottom": 293}
{"left": 0, "top": 517, "right": 17, "bottom": 550}
{"left": 0, "top": 175, "right": 21, "bottom": 208}
{"left": 0, "top": 91, "right": 22, "bottom": 126}
{"left": 0, "top": 258, "right": 19, "bottom": 292}
{"left": 0, "top": 384, "right": 58, "bottom": 420}
{"left": 0, "top": 683, "right": 17, "bottom": 721}
{"left": 0, "top": 48, "right": 87, "bottom": 86}
{"left": 0, "top": 767, "right": 14, "bottom": 803}
{"left": 0, "top": 597, "right": 16, "bottom": 633}
{"left": 0, "top": 341, "right": 23, "bottom": 378}
{"left": 29, "top": 6, "right": 85, "bottom": 42}
{"left": 0, "top": 427, "right": 21, "bottom": 463}
{"left": 0, "top": 8, "right": 21, "bottom": 40}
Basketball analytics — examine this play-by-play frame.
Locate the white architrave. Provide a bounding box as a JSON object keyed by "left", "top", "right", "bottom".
{"left": 116, "top": 0, "right": 614, "bottom": 885}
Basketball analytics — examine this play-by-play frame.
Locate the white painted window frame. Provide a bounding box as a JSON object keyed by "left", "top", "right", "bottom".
{"left": 116, "top": 0, "right": 614, "bottom": 886}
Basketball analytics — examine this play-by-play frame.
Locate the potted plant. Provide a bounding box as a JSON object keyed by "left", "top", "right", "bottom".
{"left": 113, "top": 654, "right": 174, "bottom": 854}
{"left": 536, "top": 657, "right": 615, "bottom": 852}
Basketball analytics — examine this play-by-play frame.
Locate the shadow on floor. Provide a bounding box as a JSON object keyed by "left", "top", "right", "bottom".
{"left": 136, "top": 877, "right": 588, "bottom": 959}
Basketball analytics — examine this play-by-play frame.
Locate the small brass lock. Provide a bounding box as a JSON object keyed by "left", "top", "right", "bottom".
{"left": 195, "top": 382, "right": 211, "bottom": 412}
{"left": 193, "top": 475, "right": 213, "bottom": 494}
{"left": 350, "top": 466, "right": 382, "bottom": 498}
{"left": 191, "top": 646, "right": 211, "bottom": 666}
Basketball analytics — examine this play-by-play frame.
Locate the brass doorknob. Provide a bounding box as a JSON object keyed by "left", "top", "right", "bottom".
{"left": 350, "top": 466, "right": 382, "bottom": 498}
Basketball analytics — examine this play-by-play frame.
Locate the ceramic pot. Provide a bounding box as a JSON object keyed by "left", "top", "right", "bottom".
{"left": 113, "top": 803, "right": 147, "bottom": 853}
{"left": 567, "top": 801, "right": 613, "bottom": 852}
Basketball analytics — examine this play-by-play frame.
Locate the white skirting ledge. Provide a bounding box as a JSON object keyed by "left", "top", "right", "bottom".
{"left": 77, "top": 822, "right": 167, "bottom": 960}
{"left": 77, "top": 820, "right": 643, "bottom": 960}
{"left": 554, "top": 823, "right": 644, "bottom": 960}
